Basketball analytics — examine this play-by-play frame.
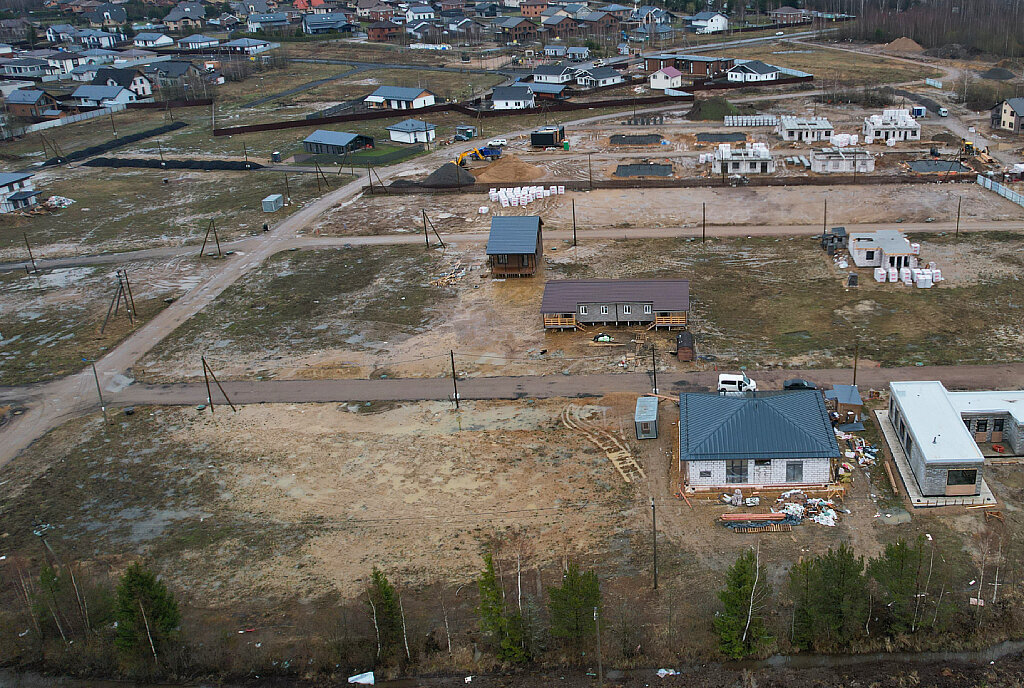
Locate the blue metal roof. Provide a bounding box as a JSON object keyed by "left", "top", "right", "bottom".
{"left": 486, "top": 216, "right": 541, "bottom": 255}
{"left": 825, "top": 384, "right": 862, "bottom": 406}
{"left": 524, "top": 82, "right": 567, "bottom": 94}
{"left": 303, "top": 129, "right": 360, "bottom": 146}
{"left": 369, "top": 85, "right": 433, "bottom": 101}
{"left": 386, "top": 118, "right": 435, "bottom": 132}
{"left": 679, "top": 391, "right": 841, "bottom": 462}
{"left": 635, "top": 396, "right": 658, "bottom": 422}
{"left": 0, "top": 172, "right": 33, "bottom": 188}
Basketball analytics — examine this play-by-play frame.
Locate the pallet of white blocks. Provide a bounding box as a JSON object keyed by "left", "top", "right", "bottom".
{"left": 724, "top": 115, "right": 779, "bottom": 127}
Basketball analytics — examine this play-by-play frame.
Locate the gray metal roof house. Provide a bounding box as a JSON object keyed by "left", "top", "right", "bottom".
{"left": 486, "top": 216, "right": 543, "bottom": 277}
{"left": 302, "top": 129, "right": 374, "bottom": 156}
{"left": 540, "top": 279, "right": 689, "bottom": 330}
{"left": 679, "top": 390, "right": 840, "bottom": 489}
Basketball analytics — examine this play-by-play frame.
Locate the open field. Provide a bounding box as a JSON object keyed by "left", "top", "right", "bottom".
{"left": 0, "top": 167, "right": 331, "bottom": 259}
{"left": 291, "top": 68, "right": 505, "bottom": 107}
{"left": 136, "top": 232, "right": 1024, "bottom": 385}
{"left": 0, "top": 256, "right": 215, "bottom": 385}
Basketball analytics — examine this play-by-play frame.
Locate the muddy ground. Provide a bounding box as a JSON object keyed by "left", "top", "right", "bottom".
{"left": 140, "top": 233, "right": 1024, "bottom": 383}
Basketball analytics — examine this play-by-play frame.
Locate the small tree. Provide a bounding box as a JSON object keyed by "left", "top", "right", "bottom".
{"left": 714, "top": 547, "right": 773, "bottom": 659}
{"left": 547, "top": 563, "right": 600, "bottom": 649}
{"left": 868, "top": 538, "right": 925, "bottom": 635}
{"left": 367, "top": 567, "right": 403, "bottom": 663}
{"left": 114, "top": 562, "right": 180, "bottom": 657}
{"left": 477, "top": 553, "right": 529, "bottom": 663}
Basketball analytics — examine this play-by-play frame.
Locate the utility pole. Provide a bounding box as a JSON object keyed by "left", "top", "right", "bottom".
{"left": 594, "top": 606, "right": 603, "bottom": 688}
{"left": 702, "top": 202, "right": 706, "bottom": 243}
{"left": 588, "top": 152, "right": 594, "bottom": 190}
{"left": 651, "top": 345, "right": 658, "bottom": 393}
{"left": 572, "top": 197, "right": 577, "bottom": 247}
{"left": 955, "top": 195, "right": 962, "bottom": 238}
{"left": 91, "top": 362, "right": 107, "bottom": 422}
{"left": 651, "top": 496, "right": 658, "bottom": 590}
{"left": 450, "top": 350, "right": 460, "bottom": 409}
{"left": 283, "top": 173, "right": 291, "bottom": 203}
{"left": 23, "top": 232, "right": 38, "bottom": 274}
{"left": 852, "top": 343, "right": 859, "bottom": 386}
{"left": 121, "top": 270, "right": 137, "bottom": 318}
{"left": 822, "top": 198, "right": 827, "bottom": 242}
{"left": 422, "top": 209, "right": 430, "bottom": 247}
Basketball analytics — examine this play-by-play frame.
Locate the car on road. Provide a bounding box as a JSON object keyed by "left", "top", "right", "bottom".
{"left": 718, "top": 373, "right": 757, "bottom": 395}
{"left": 775, "top": 31, "right": 784, "bottom": 35}
{"left": 487, "top": 138, "right": 508, "bottom": 147}
{"left": 783, "top": 378, "right": 817, "bottom": 391}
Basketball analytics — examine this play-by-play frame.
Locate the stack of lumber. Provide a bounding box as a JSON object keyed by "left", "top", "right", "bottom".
{"left": 720, "top": 512, "right": 786, "bottom": 522}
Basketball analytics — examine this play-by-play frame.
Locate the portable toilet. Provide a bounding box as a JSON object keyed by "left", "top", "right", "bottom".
{"left": 634, "top": 396, "right": 658, "bottom": 440}
{"left": 676, "top": 331, "right": 695, "bottom": 362}
{"left": 262, "top": 194, "right": 284, "bottom": 213}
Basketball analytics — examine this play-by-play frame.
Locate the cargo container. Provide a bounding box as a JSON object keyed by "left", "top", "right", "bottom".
{"left": 530, "top": 125, "right": 565, "bottom": 147}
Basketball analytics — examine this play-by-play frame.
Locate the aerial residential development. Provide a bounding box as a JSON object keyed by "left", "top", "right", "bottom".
{"left": 4, "top": 1, "right": 1024, "bottom": 685}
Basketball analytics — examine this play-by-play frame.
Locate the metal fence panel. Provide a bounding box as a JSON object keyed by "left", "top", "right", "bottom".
{"left": 978, "top": 174, "right": 1024, "bottom": 207}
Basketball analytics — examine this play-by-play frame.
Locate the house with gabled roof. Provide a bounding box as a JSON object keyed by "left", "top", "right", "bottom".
{"left": 164, "top": 1, "right": 206, "bottom": 31}
{"left": 649, "top": 65, "right": 681, "bottom": 90}
{"left": 491, "top": 85, "right": 535, "bottom": 110}
{"left": 679, "top": 390, "right": 840, "bottom": 490}
{"left": 992, "top": 97, "right": 1024, "bottom": 134}
{"left": 575, "top": 65, "right": 622, "bottom": 88}
{"left": 302, "top": 129, "right": 374, "bottom": 155}
{"left": 532, "top": 62, "right": 575, "bottom": 84}
{"left": 71, "top": 84, "right": 137, "bottom": 106}
{"left": 727, "top": 59, "right": 780, "bottom": 82}
{"left": 367, "top": 20, "right": 400, "bottom": 40}
{"left": 134, "top": 32, "right": 174, "bottom": 47}
{"left": 487, "top": 215, "right": 543, "bottom": 277}
{"left": 84, "top": 3, "right": 127, "bottom": 27}
{"left": 5, "top": 89, "right": 58, "bottom": 119}
{"left": 688, "top": 10, "right": 727, "bottom": 33}
{"left": 246, "top": 12, "right": 289, "bottom": 31}
{"left": 492, "top": 16, "right": 537, "bottom": 42}
{"left": 386, "top": 118, "right": 435, "bottom": 143}
{"left": 541, "top": 13, "right": 577, "bottom": 38}
{"left": 177, "top": 33, "right": 220, "bottom": 49}
{"left": 364, "top": 85, "right": 435, "bottom": 109}
{"left": 540, "top": 279, "right": 689, "bottom": 330}
{"left": 0, "top": 172, "right": 40, "bottom": 214}
{"left": 93, "top": 67, "right": 152, "bottom": 97}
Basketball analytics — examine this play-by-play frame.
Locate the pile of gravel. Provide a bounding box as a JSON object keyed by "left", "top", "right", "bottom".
{"left": 42, "top": 121, "right": 188, "bottom": 167}
{"left": 84, "top": 157, "right": 262, "bottom": 171}
{"left": 422, "top": 162, "right": 476, "bottom": 188}
{"left": 980, "top": 67, "right": 1016, "bottom": 80}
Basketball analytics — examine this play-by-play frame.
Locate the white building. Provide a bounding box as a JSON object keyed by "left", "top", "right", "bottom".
{"left": 365, "top": 85, "right": 436, "bottom": 110}
{"left": 679, "top": 390, "right": 839, "bottom": 490}
{"left": 71, "top": 84, "right": 137, "bottom": 106}
{"left": 809, "top": 147, "right": 875, "bottom": 174}
{"left": 862, "top": 108, "right": 921, "bottom": 142}
{"left": 178, "top": 34, "right": 221, "bottom": 49}
{"left": 0, "top": 172, "right": 39, "bottom": 214}
{"left": 405, "top": 4, "right": 435, "bottom": 22}
{"left": 690, "top": 11, "right": 727, "bottom": 33}
{"left": 711, "top": 143, "right": 775, "bottom": 175}
{"left": 386, "top": 118, "right": 436, "bottom": 143}
{"left": 777, "top": 115, "right": 834, "bottom": 142}
{"left": 726, "top": 60, "right": 780, "bottom": 83}
{"left": 134, "top": 32, "right": 174, "bottom": 48}
{"left": 576, "top": 66, "right": 623, "bottom": 88}
{"left": 533, "top": 63, "right": 576, "bottom": 84}
{"left": 649, "top": 66, "right": 682, "bottom": 90}
{"left": 491, "top": 85, "right": 535, "bottom": 110}
{"left": 848, "top": 229, "right": 917, "bottom": 269}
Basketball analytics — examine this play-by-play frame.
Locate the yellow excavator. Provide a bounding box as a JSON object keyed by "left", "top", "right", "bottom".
{"left": 453, "top": 147, "right": 503, "bottom": 166}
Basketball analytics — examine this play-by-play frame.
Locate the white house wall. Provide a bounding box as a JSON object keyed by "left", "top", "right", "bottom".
{"left": 686, "top": 457, "right": 831, "bottom": 487}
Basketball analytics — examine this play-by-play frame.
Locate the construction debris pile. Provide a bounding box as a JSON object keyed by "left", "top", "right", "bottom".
{"left": 488, "top": 185, "right": 564, "bottom": 207}
{"left": 837, "top": 427, "right": 879, "bottom": 467}
{"left": 719, "top": 489, "right": 844, "bottom": 531}
{"left": 44, "top": 196, "right": 75, "bottom": 209}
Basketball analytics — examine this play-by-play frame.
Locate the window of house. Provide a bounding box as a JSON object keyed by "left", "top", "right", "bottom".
{"left": 865, "top": 250, "right": 875, "bottom": 260}
{"left": 754, "top": 459, "right": 771, "bottom": 467}
{"left": 600, "top": 305, "right": 609, "bottom": 315}
{"left": 725, "top": 460, "right": 748, "bottom": 483}
{"left": 786, "top": 461, "right": 803, "bottom": 482}
{"left": 976, "top": 419, "right": 988, "bottom": 433}
{"left": 699, "top": 470, "right": 711, "bottom": 478}
{"left": 994, "top": 419, "right": 1005, "bottom": 432}
{"left": 643, "top": 305, "right": 652, "bottom": 314}
{"left": 623, "top": 305, "right": 631, "bottom": 315}
{"left": 579, "top": 306, "right": 588, "bottom": 315}
{"left": 495, "top": 254, "right": 508, "bottom": 264}
{"left": 964, "top": 418, "right": 972, "bottom": 429}
{"left": 947, "top": 469, "right": 977, "bottom": 486}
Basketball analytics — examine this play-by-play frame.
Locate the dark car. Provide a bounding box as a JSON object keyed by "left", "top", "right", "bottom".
{"left": 783, "top": 378, "right": 817, "bottom": 391}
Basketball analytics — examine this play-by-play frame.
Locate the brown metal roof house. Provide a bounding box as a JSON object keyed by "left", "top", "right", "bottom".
{"left": 486, "top": 215, "right": 543, "bottom": 277}
{"left": 540, "top": 279, "right": 689, "bottom": 330}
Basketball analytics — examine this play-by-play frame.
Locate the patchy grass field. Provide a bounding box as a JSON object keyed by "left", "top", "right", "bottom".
{"left": 727, "top": 43, "right": 942, "bottom": 85}
{"left": 0, "top": 167, "right": 327, "bottom": 258}
{"left": 139, "top": 246, "right": 458, "bottom": 381}
{"left": 0, "top": 257, "right": 215, "bottom": 385}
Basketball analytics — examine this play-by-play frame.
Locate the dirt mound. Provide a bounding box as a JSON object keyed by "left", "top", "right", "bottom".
{"left": 686, "top": 96, "right": 739, "bottom": 121}
{"left": 422, "top": 162, "right": 476, "bottom": 188}
{"left": 473, "top": 155, "right": 543, "bottom": 183}
{"left": 931, "top": 132, "right": 960, "bottom": 145}
{"left": 885, "top": 36, "right": 924, "bottom": 52}
{"left": 924, "top": 43, "right": 980, "bottom": 59}
{"left": 980, "top": 67, "right": 1016, "bottom": 80}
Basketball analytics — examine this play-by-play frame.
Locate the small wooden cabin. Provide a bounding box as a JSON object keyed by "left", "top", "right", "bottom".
{"left": 486, "top": 216, "right": 543, "bottom": 277}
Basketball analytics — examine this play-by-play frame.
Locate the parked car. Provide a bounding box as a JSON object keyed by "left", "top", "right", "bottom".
{"left": 487, "top": 138, "right": 508, "bottom": 147}
{"left": 718, "top": 373, "right": 757, "bottom": 395}
{"left": 783, "top": 378, "right": 817, "bottom": 391}
{"left": 775, "top": 31, "right": 784, "bottom": 36}
{"left": 938, "top": 107, "right": 949, "bottom": 117}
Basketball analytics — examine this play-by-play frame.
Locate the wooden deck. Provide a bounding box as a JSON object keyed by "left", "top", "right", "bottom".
{"left": 650, "top": 314, "right": 687, "bottom": 329}
{"left": 543, "top": 315, "right": 581, "bottom": 329}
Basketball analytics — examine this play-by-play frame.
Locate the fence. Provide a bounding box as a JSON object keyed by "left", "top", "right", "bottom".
{"left": 128, "top": 98, "right": 213, "bottom": 109}
{"left": 3, "top": 104, "right": 127, "bottom": 139}
{"left": 978, "top": 174, "right": 1024, "bottom": 207}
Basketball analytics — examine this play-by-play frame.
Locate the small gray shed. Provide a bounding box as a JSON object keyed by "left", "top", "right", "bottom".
{"left": 635, "top": 396, "right": 659, "bottom": 439}
{"left": 262, "top": 193, "right": 283, "bottom": 213}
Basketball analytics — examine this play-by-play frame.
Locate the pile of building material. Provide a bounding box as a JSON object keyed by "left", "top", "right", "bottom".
{"left": 488, "top": 185, "right": 564, "bottom": 207}
{"left": 610, "top": 134, "right": 663, "bottom": 145}
{"left": 422, "top": 162, "right": 476, "bottom": 188}
{"left": 44, "top": 196, "right": 75, "bottom": 209}
{"left": 614, "top": 162, "right": 672, "bottom": 177}
{"left": 696, "top": 132, "right": 747, "bottom": 144}
{"left": 724, "top": 114, "right": 778, "bottom": 127}
{"left": 871, "top": 261, "right": 944, "bottom": 287}
{"left": 836, "top": 427, "right": 879, "bottom": 467}
{"left": 774, "top": 490, "right": 841, "bottom": 527}
{"left": 829, "top": 133, "right": 860, "bottom": 147}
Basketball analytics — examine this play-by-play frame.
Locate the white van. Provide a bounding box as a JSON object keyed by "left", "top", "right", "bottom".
{"left": 717, "top": 373, "right": 757, "bottom": 395}
{"left": 938, "top": 107, "right": 949, "bottom": 117}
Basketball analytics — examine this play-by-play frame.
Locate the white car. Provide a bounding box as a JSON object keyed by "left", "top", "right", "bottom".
{"left": 717, "top": 373, "right": 757, "bottom": 395}
{"left": 487, "top": 138, "right": 508, "bottom": 147}
{"left": 775, "top": 31, "right": 784, "bottom": 36}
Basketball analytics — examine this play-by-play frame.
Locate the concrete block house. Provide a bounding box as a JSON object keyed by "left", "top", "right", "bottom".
{"left": 679, "top": 390, "right": 840, "bottom": 490}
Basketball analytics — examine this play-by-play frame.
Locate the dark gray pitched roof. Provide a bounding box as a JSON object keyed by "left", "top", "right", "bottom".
{"left": 304, "top": 129, "right": 361, "bottom": 146}
{"left": 540, "top": 279, "right": 689, "bottom": 312}
{"left": 386, "top": 118, "right": 435, "bottom": 132}
{"left": 93, "top": 67, "right": 143, "bottom": 89}
{"left": 825, "top": 384, "right": 862, "bottom": 406}
{"left": 486, "top": 216, "right": 542, "bottom": 254}
{"left": 679, "top": 390, "right": 841, "bottom": 462}
{"left": 1005, "top": 97, "right": 1024, "bottom": 116}
{"left": 6, "top": 89, "right": 48, "bottom": 104}
{"left": 733, "top": 60, "right": 778, "bottom": 75}
{"left": 492, "top": 85, "right": 533, "bottom": 101}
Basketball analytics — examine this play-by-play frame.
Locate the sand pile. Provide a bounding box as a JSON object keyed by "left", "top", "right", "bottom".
{"left": 885, "top": 36, "right": 924, "bottom": 52}
{"left": 980, "top": 67, "right": 1016, "bottom": 80}
{"left": 474, "top": 155, "right": 543, "bottom": 183}
{"left": 422, "top": 162, "right": 476, "bottom": 188}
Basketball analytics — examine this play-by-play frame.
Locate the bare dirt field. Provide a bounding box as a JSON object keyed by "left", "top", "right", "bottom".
{"left": 318, "top": 183, "right": 1022, "bottom": 237}
{"left": 139, "top": 233, "right": 1024, "bottom": 385}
